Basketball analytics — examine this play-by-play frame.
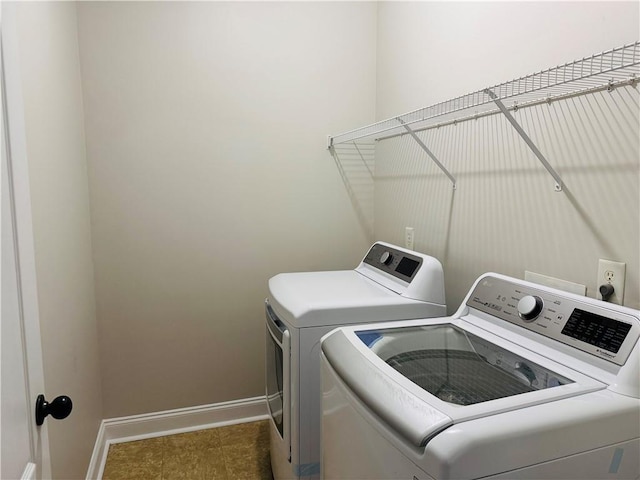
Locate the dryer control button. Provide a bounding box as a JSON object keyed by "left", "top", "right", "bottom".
{"left": 517, "top": 295, "right": 544, "bottom": 322}
{"left": 380, "top": 251, "right": 393, "bottom": 265}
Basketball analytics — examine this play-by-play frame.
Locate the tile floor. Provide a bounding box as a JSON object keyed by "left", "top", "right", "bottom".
{"left": 102, "top": 420, "right": 273, "bottom": 480}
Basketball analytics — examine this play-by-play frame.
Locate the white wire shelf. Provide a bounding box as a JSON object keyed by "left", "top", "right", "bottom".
{"left": 328, "top": 41, "right": 639, "bottom": 147}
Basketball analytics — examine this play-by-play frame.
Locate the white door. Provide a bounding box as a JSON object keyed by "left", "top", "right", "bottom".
{"left": 1, "top": 8, "right": 52, "bottom": 478}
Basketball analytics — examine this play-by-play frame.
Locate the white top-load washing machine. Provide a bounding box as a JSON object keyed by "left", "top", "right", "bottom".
{"left": 321, "top": 273, "right": 640, "bottom": 480}
{"left": 266, "top": 242, "right": 447, "bottom": 480}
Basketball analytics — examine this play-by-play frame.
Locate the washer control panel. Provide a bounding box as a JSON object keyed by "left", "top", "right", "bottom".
{"left": 362, "top": 243, "right": 423, "bottom": 283}
{"left": 467, "top": 275, "right": 640, "bottom": 366}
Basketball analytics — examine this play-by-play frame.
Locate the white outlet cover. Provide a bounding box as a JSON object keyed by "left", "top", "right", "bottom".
{"left": 404, "top": 227, "right": 415, "bottom": 250}
{"left": 596, "top": 259, "right": 626, "bottom": 305}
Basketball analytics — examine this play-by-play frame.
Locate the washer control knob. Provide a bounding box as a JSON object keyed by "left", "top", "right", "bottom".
{"left": 517, "top": 295, "right": 544, "bottom": 322}
{"left": 380, "top": 251, "right": 393, "bottom": 265}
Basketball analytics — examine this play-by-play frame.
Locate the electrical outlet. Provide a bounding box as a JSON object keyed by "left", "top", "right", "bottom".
{"left": 405, "top": 227, "right": 415, "bottom": 250}
{"left": 596, "top": 259, "right": 626, "bottom": 305}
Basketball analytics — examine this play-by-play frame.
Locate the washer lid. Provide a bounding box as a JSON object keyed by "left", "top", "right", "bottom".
{"left": 268, "top": 270, "right": 445, "bottom": 328}
{"left": 361, "top": 323, "right": 574, "bottom": 406}
{"left": 322, "top": 317, "right": 606, "bottom": 448}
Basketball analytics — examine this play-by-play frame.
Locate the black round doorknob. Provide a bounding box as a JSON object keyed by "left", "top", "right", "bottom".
{"left": 35, "top": 394, "right": 73, "bottom": 426}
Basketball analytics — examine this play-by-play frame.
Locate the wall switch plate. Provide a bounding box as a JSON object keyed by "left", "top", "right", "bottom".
{"left": 405, "top": 227, "right": 414, "bottom": 250}
{"left": 596, "top": 259, "right": 625, "bottom": 304}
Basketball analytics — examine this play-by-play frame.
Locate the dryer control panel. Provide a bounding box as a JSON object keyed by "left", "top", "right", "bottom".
{"left": 467, "top": 275, "right": 640, "bottom": 366}
{"left": 361, "top": 243, "right": 423, "bottom": 283}
{"left": 355, "top": 242, "right": 445, "bottom": 305}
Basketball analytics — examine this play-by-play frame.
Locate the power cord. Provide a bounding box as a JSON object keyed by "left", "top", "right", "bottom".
{"left": 599, "top": 284, "right": 615, "bottom": 302}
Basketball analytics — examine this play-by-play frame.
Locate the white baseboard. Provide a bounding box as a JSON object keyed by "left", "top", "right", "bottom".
{"left": 86, "top": 396, "right": 268, "bottom": 480}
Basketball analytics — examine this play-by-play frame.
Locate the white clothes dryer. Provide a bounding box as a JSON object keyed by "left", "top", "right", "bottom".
{"left": 321, "top": 273, "right": 640, "bottom": 480}
{"left": 265, "top": 242, "right": 447, "bottom": 480}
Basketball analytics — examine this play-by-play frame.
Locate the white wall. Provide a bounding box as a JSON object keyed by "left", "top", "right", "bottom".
{"left": 374, "top": 2, "right": 639, "bottom": 312}
{"left": 8, "top": 2, "right": 103, "bottom": 479}
{"left": 76, "top": 1, "right": 376, "bottom": 417}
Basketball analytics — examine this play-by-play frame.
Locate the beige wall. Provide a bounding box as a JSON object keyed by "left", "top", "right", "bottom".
{"left": 374, "top": 2, "right": 640, "bottom": 312}
{"left": 10, "top": 2, "right": 103, "bottom": 479}
{"left": 76, "top": 1, "right": 376, "bottom": 418}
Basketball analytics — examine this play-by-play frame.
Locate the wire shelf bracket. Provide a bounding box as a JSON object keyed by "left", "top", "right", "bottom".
{"left": 398, "top": 118, "right": 457, "bottom": 189}
{"left": 485, "top": 88, "right": 564, "bottom": 192}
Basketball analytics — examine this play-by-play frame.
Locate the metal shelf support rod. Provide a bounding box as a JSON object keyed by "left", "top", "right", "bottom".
{"left": 398, "top": 119, "right": 457, "bottom": 189}
{"left": 485, "top": 88, "right": 565, "bottom": 192}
